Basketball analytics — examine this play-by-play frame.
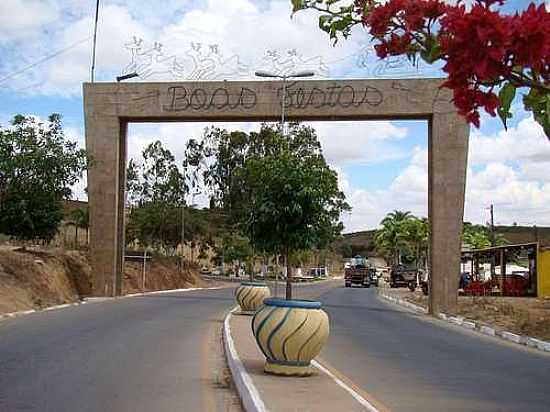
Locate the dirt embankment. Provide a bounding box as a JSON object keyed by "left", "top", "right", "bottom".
{"left": 0, "top": 248, "right": 209, "bottom": 316}
{"left": 403, "top": 290, "right": 550, "bottom": 341}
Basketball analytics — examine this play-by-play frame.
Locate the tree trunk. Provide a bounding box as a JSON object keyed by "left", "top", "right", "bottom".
{"left": 285, "top": 249, "right": 292, "bottom": 300}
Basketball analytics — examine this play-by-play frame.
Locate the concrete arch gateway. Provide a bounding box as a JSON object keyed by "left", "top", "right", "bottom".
{"left": 83, "top": 78, "right": 469, "bottom": 314}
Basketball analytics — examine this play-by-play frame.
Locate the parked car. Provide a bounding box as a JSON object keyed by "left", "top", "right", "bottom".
{"left": 309, "top": 267, "right": 329, "bottom": 278}
{"left": 389, "top": 264, "right": 418, "bottom": 290}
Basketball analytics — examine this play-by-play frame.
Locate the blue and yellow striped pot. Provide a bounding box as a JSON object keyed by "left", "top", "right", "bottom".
{"left": 252, "top": 298, "right": 330, "bottom": 376}
{"left": 235, "top": 281, "right": 270, "bottom": 315}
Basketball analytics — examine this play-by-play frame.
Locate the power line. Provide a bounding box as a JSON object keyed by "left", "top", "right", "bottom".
{"left": 91, "top": 0, "right": 101, "bottom": 82}
{"left": 0, "top": 36, "right": 92, "bottom": 86}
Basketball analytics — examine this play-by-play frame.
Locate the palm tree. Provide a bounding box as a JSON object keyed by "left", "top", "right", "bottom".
{"left": 68, "top": 208, "right": 89, "bottom": 247}
{"left": 381, "top": 210, "right": 412, "bottom": 225}
{"left": 401, "top": 217, "right": 429, "bottom": 271}
{"left": 374, "top": 210, "right": 414, "bottom": 265}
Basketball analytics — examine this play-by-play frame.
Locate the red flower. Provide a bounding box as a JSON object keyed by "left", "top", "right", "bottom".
{"left": 509, "top": 4, "right": 550, "bottom": 78}
{"left": 358, "top": 0, "right": 549, "bottom": 130}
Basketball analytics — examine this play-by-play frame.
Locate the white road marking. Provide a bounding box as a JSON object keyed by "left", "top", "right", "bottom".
{"left": 312, "top": 360, "right": 380, "bottom": 412}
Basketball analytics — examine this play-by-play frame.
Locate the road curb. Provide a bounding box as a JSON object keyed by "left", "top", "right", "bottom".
{"left": 0, "top": 286, "right": 224, "bottom": 323}
{"left": 377, "top": 290, "right": 550, "bottom": 355}
{"left": 222, "top": 307, "right": 268, "bottom": 412}
{"left": 377, "top": 290, "right": 428, "bottom": 314}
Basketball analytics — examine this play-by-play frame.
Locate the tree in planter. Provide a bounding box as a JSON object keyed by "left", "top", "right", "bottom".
{"left": 239, "top": 146, "right": 350, "bottom": 300}
{"left": 292, "top": 0, "right": 550, "bottom": 138}
{"left": 184, "top": 123, "right": 326, "bottom": 279}
{"left": 0, "top": 114, "right": 87, "bottom": 242}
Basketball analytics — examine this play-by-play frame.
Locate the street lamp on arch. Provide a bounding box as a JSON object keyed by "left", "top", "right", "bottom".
{"left": 254, "top": 70, "right": 315, "bottom": 136}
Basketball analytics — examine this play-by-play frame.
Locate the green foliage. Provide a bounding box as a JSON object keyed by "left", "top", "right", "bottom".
{"left": 462, "top": 222, "right": 507, "bottom": 249}
{"left": 214, "top": 232, "right": 253, "bottom": 266}
{"left": 0, "top": 114, "right": 87, "bottom": 241}
{"left": 68, "top": 207, "right": 89, "bottom": 230}
{"left": 336, "top": 242, "right": 353, "bottom": 258}
{"left": 374, "top": 211, "right": 429, "bottom": 269}
{"left": 126, "top": 203, "right": 208, "bottom": 250}
{"left": 0, "top": 189, "right": 63, "bottom": 241}
{"left": 291, "top": 0, "right": 365, "bottom": 44}
{"left": 127, "top": 140, "right": 186, "bottom": 206}
{"left": 497, "top": 82, "right": 517, "bottom": 130}
{"left": 237, "top": 129, "right": 350, "bottom": 259}
{"left": 523, "top": 87, "right": 550, "bottom": 137}
{"left": 183, "top": 124, "right": 349, "bottom": 289}
{"left": 374, "top": 210, "right": 418, "bottom": 265}
{"left": 184, "top": 123, "right": 322, "bottom": 216}
{"left": 125, "top": 141, "right": 209, "bottom": 251}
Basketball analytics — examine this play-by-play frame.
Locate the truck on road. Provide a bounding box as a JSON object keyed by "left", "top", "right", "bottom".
{"left": 345, "top": 256, "right": 377, "bottom": 288}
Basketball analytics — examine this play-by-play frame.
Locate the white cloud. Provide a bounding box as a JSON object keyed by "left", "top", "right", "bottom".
{"left": 340, "top": 141, "right": 550, "bottom": 232}
{"left": 159, "top": 0, "right": 359, "bottom": 68}
{"left": 308, "top": 121, "right": 408, "bottom": 165}
{"left": 469, "top": 116, "right": 550, "bottom": 165}
{"left": 521, "top": 162, "right": 550, "bottom": 183}
{"left": 2, "top": 0, "right": 363, "bottom": 95}
{"left": 0, "top": 0, "right": 59, "bottom": 42}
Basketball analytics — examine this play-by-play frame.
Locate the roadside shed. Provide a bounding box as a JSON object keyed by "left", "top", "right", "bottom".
{"left": 538, "top": 246, "right": 550, "bottom": 298}
{"left": 461, "top": 243, "right": 546, "bottom": 297}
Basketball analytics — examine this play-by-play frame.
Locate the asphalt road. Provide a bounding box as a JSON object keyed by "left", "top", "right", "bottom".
{"left": 3, "top": 280, "right": 549, "bottom": 412}
{"left": 0, "top": 287, "right": 242, "bottom": 412}
{"left": 319, "top": 286, "right": 550, "bottom": 412}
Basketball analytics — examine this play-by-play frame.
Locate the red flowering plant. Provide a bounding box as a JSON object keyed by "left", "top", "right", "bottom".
{"left": 292, "top": 0, "right": 550, "bottom": 138}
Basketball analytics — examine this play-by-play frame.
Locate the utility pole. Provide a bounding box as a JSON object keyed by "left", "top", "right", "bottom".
{"left": 181, "top": 203, "right": 185, "bottom": 271}
{"left": 489, "top": 204, "right": 496, "bottom": 278}
{"left": 490, "top": 204, "right": 495, "bottom": 246}
{"left": 90, "top": 0, "right": 100, "bottom": 82}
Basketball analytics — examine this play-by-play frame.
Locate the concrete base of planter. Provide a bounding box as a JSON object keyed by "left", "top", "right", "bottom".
{"left": 264, "top": 360, "right": 314, "bottom": 377}
{"left": 253, "top": 298, "right": 329, "bottom": 377}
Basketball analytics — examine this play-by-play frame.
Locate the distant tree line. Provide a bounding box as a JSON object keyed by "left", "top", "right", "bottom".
{"left": 336, "top": 210, "right": 507, "bottom": 270}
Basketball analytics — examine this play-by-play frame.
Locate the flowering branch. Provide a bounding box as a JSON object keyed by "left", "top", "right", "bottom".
{"left": 292, "top": 0, "right": 550, "bottom": 138}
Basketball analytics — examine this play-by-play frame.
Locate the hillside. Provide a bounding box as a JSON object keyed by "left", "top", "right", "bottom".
{"left": 0, "top": 247, "right": 210, "bottom": 316}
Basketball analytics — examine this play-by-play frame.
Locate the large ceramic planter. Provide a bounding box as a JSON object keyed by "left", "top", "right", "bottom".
{"left": 235, "top": 281, "right": 270, "bottom": 315}
{"left": 252, "top": 298, "right": 329, "bottom": 376}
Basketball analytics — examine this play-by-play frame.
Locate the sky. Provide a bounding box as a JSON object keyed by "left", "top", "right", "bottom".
{"left": 0, "top": 0, "right": 549, "bottom": 232}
